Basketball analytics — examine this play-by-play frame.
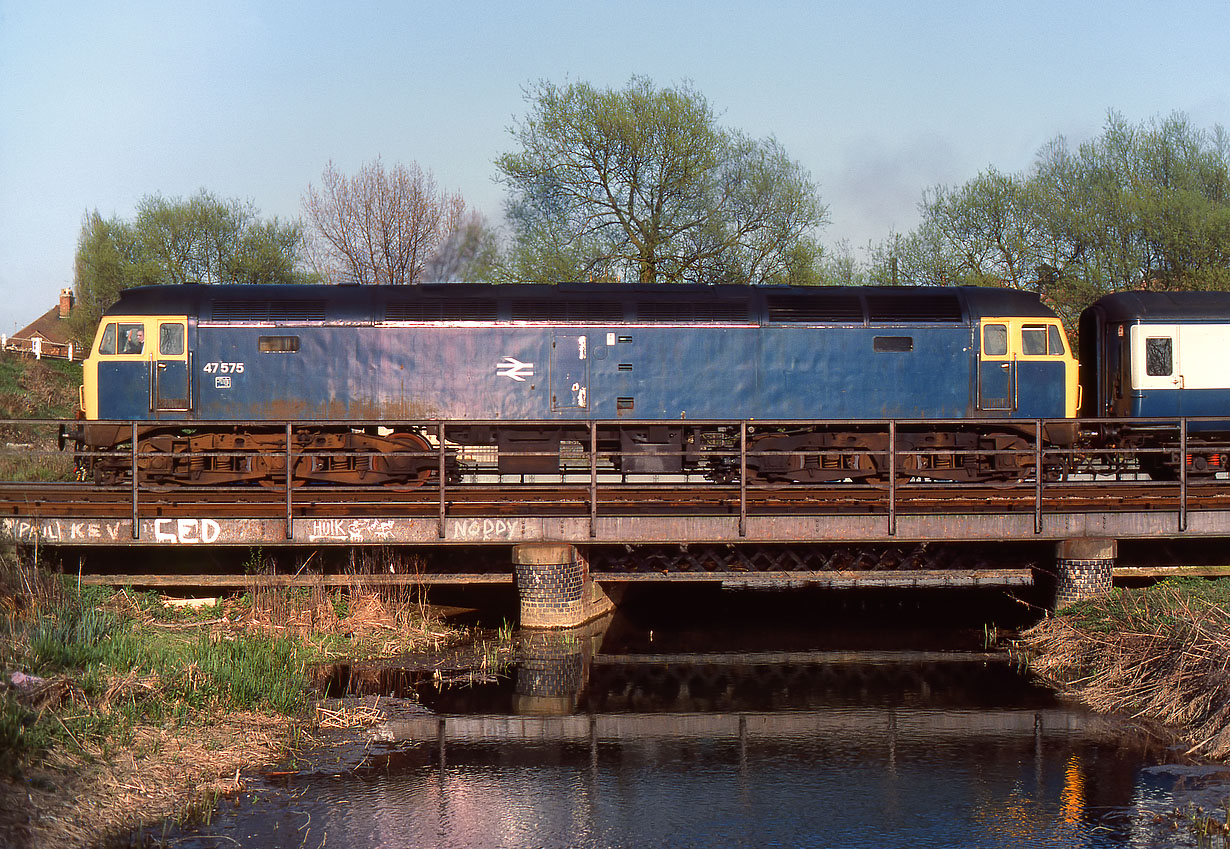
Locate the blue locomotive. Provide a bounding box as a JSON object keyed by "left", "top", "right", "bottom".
{"left": 69, "top": 282, "right": 1081, "bottom": 485}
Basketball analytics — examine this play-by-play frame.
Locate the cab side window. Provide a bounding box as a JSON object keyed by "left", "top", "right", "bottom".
{"left": 159, "top": 323, "right": 185, "bottom": 356}
{"left": 1047, "top": 325, "right": 1066, "bottom": 355}
{"left": 99, "top": 323, "right": 117, "bottom": 355}
{"left": 119, "top": 323, "right": 145, "bottom": 354}
{"left": 983, "top": 324, "right": 1008, "bottom": 357}
{"left": 1021, "top": 325, "right": 1047, "bottom": 356}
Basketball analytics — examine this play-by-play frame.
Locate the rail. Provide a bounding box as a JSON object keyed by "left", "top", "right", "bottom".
{"left": 3, "top": 416, "right": 1229, "bottom": 543}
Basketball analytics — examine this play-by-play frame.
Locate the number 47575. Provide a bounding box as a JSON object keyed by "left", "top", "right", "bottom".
{"left": 202, "top": 362, "right": 244, "bottom": 374}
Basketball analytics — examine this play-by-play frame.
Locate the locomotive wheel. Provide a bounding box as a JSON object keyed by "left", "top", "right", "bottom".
{"left": 384, "top": 432, "right": 435, "bottom": 491}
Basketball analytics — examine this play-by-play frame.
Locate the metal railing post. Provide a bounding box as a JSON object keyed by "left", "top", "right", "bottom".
{"left": 888, "top": 420, "right": 897, "bottom": 537}
{"left": 130, "top": 422, "right": 139, "bottom": 539}
{"left": 1180, "top": 417, "right": 1188, "bottom": 532}
{"left": 438, "top": 422, "right": 447, "bottom": 539}
{"left": 1034, "top": 419, "right": 1043, "bottom": 535}
{"left": 589, "top": 422, "right": 597, "bottom": 538}
{"left": 285, "top": 422, "right": 293, "bottom": 540}
{"left": 739, "top": 422, "right": 747, "bottom": 538}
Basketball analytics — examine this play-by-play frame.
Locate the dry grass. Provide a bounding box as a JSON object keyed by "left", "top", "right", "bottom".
{"left": 0, "top": 711, "right": 294, "bottom": 849}
{"left": 1021, "top": 580, "right": 1230, "bottom": 759}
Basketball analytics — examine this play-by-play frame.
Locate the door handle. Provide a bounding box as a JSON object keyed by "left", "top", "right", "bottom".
{"left": 1000, "top": 363, "right": 1010, "bottom": 370}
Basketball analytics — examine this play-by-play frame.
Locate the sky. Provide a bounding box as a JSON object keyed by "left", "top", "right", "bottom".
{"left": 3, "top": 0, "right": 1230, "bottom": 332}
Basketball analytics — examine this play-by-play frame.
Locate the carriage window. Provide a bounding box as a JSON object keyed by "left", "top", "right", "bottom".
{"left": 1021, "top": 325, "right": 1047, "bottom": 356}
{"left": 983, "top": 324, "right": 1008, "bottom": 357}
{"left": 1048, "top": 324, "right": 1066, "bottom": 355}
{"left": 259, "top": 335, "right": 300, "bottom": 353}
{"left": 99, "top": 323, "right": 117, "bottom": 355}
{"left": 1145, "top": 337, "right": 1173, "bottom": 376}
{"left": 873, "top": 336, "right": 913, "bottom": 352}
{"left": 159, "top": 323, "right": 185, "bottom": 356}
{"left": 118, "top": 323, "right": 145, "bottom": 354}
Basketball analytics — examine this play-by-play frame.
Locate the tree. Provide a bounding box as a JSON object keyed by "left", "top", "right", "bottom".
{"left": 873, "top": 111, "right": 1230, "bottom": 324}
{"left": 496, "top": 77, "right": 828, "bottom": 285}
{"left": 301, "top": 158, "right": 466, "bottom": 285}
{"left": 69, "top": 191, "right": 308, "bottom": 346}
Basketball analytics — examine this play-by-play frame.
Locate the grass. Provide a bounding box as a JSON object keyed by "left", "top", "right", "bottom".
{"left": 0, "top": 556, "right": 313, "bottom": 775}
{"left": 0, "top": 545, "right": 490, "bottom": 848}
{"left": 0, "top": 351, "right": 82, "bottom": 481}
{"left": 1021, "top": 577, "right": 1230, "bottom": 759}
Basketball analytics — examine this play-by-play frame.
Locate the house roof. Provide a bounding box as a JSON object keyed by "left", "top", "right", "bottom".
{"left": 14, "top": 304, "right": 72, "bottom": 345}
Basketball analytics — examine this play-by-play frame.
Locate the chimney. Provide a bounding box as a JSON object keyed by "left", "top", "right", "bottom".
{"left": 59, "top": 288, "right": 74, "bottom": 319}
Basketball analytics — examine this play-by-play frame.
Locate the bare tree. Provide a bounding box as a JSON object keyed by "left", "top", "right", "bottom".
{"left": 302, "top": 158, "right": 466, "bottom": 285}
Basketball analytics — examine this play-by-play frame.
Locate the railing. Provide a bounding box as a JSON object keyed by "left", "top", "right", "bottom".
{"left": 2, "top": 416, "right": 1229, "bottom": 541}
{"left": 1, "top": 337, "right": 81, "bottom": 362}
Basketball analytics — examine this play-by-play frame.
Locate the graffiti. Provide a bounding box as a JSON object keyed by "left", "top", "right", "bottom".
{"left": 306, "top": 518, "right": 398, "bottom": 543}
{"left": 1, "top": 518, "right": 124, "bottom": 543}
{"left": 448, "top": 518, "right": 528, "bottom": 541}
{"left": 152, "top": 518, "right": 221, "bottom": 544}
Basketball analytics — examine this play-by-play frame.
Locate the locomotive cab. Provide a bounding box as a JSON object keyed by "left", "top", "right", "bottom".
{"left": 82, "top": 314, "right": 192, "bottom": 420}
{"left": 976, "top": 316, "right": 1077, "bottom": 419}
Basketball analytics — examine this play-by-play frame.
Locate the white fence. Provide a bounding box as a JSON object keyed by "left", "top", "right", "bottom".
{"left": 1, "top": 335, "right": 82, "bottom": 362}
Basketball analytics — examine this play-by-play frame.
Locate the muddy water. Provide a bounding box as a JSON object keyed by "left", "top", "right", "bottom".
{"left": 146, "top": 588, "right": 1230, "bottom": 848}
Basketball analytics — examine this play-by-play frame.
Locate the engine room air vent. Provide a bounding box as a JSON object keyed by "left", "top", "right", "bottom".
{"left": 635, "top": 302, "right": 751, "bottom": 323}
{"left": 866, "top": 293, "right": 963, "bottom": 323}
{"left": 211, "top": 299, "right": 327, "bottom": 323}
{"left": 766, "top": 294, "right": 864, "bottom": 323}
{"left": 385, "top": 299, "right": 498, "bottom": 321}
{"left": 509, "top": 300, "right": 624, "bottom": 322}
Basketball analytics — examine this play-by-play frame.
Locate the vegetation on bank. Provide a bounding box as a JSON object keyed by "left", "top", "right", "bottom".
{"left": 1022, "top": 578, "right": 1230, "bottom": 760}
{"left": 0, "top": 351, "right": 82, "bottom": 482}
{"left": 0, "top": 546, "right": 472, "bottom": 848}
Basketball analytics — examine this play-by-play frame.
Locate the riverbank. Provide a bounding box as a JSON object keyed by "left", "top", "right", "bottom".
{"left": 0, "top": 550, "right": 510, "bottom": 849}
{"left": 1021, "top": 577, "right": 1230, "bottom": 761}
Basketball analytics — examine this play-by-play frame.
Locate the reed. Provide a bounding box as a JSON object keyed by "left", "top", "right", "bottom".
{"left": 1021, "top": 578, "right": 1230, "bottom": 759}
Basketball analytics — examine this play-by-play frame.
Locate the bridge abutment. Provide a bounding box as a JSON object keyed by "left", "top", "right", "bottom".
{"left": 1054, "top": 538, "right": 1116, "bottom": 609}
{"left": 513, "top": 543, "right": 616, "bottom": 629}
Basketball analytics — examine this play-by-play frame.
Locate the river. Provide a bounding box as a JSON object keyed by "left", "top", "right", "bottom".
{"left": 136, "top": 586, "right": 1230, "bottom": 848}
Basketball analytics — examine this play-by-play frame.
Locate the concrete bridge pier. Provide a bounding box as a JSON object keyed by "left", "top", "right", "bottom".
{"left": 512, "top": 543, "right": 616, "bottom": 629}
{"left": 1054, "top": 538, "right": 1116, "bottom": 609}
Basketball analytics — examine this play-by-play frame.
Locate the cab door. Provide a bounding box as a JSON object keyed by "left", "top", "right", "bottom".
{"left": 978, "top": 321, "right": 1014, "bottom": 411}
{"left": 154, "top": 320, "right": 190, "bottom": 415}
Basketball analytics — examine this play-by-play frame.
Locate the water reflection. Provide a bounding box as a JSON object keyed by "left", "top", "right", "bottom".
{"left": 156, "top": 605, "right": 1224, "bottom": 849}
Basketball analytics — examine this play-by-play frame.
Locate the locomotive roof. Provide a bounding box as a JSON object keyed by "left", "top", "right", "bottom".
{"left": 1083, "top": 290, "right": 1230, "bottom": 323}
{"left": 106, "top": 282, "right": 1057, "bottom": 324}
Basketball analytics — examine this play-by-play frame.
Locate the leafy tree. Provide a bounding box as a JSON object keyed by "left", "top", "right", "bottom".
{"left": 871, "top": 111, "right": 1230, "bottom": 324}
{"left": 69, "top": 191, "right": 308, "bottom": 346}
{"left": 301, "top": 158, "right": 466, "bottom": 285}
{"left": 496, "top": 76, "right": 828, "bottom": 285}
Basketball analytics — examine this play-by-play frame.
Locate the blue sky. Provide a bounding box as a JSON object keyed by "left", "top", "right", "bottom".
{"left": 3, "top": 0, "right": 1230, "bottom": 331}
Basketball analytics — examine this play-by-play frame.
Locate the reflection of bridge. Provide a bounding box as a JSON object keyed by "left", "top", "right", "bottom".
{"left": 371, "top": 707, "right": 1116, "bottom": 746}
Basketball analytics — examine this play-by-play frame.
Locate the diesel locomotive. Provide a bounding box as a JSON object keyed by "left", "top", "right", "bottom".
{"left": 66, "top": 282, "right": 1087, "bottom": 487}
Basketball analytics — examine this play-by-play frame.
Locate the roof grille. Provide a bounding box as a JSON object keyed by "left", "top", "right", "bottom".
{"left": 866, "top": 293, "right": 962, "bottom": 323}
{"left": 767, "top": 294, "right": 864, "bottom": 323}
{"left": 211, "top": 299, "right": 327, "bottom": 322}
{"left": 510, "top": 300, "right": 624, "bottom": 322}
{"left": 385, "top": 299, "right": 498, "bottom": 321}
{"left": 635, "top": 301, "right": 751, "bottom": 323}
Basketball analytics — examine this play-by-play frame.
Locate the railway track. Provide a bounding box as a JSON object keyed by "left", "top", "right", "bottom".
{"left": 4, "top": 479, "right": 1229, "bottom": 520}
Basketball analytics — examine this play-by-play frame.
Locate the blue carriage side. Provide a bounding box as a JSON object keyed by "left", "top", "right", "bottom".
{"left": 1079, "top": 290, "right": 1230, "bottom": 477}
